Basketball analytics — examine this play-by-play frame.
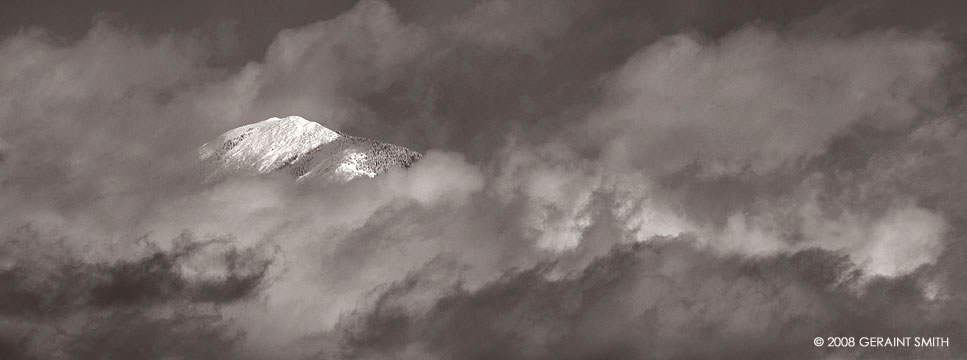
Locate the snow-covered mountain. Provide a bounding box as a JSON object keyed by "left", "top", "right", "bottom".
{"left": 200, "top": 116, "right": 421, "bottom": 182}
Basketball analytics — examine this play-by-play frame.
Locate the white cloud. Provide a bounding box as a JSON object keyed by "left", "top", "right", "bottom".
{"left": 589, "top": 26, "right": 951, "bottom": 174}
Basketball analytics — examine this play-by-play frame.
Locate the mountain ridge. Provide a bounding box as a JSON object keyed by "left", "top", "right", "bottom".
{"left": 200, "top": 116, "right": 421, "bottom": 182}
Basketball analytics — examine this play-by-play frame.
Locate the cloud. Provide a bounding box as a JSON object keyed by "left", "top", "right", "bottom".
{"left": 0, "top": 1, "right": 449, "bottom": 357}
{"left": 327, "top": 240, "right": 965, "bottom": 359}
{"left": 0, "top": 233, "right": 271, "bottom": 316}
{"left": 2, "top": 0, "right": 967, "bottom": 359}
{"left": 587, "top": 25, "right": 951, "bottom": 174}
{"left": 247, "top": 0, "right": 428, "bottom": 128}
{"left": 0, "top": 231, "right": 270, "bottom": 358}
{"left": 63, "top": 310, "right": 243, "bottom": 360}
{"left": 443, "top": 0, "right": 576, "bottom": 55}
{"left": 492, "top": 139, "right": 693, "bottom": 252}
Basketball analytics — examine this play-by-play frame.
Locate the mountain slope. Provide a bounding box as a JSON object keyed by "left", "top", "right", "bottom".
{"left": 200, "top": 116, "right": 421, "bottom": 182}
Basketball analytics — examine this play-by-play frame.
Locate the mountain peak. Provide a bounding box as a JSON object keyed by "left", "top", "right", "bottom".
{"left": 200, "top": 116, "right": 421, "bottom": 182}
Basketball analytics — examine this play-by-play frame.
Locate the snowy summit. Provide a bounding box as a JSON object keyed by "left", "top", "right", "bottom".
{"left": 200, "top": 116, "right": 421, "bottom": 182}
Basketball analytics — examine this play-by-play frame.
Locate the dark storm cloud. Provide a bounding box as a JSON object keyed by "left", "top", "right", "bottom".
{"left": 343, "top": 0, "right": 849, "bottom": 158}
{"left": 0, "top": 0, "right": 359, "bottom": 64}
{"left": 3, "top": 0, "right": 967, "bottom": 359}
{"left": 63, "top": 310, "right": 242, "bottom": 360}
{"left": 329, "top": 240, "right": 966, "bottom": 360}
{"left": 0, "top": 230, "right": 272, "bottom": 358}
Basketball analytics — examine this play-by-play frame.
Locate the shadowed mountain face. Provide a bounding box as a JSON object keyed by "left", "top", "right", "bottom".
{"left": 200, "top": 116, "right": 422, "bottom": 182}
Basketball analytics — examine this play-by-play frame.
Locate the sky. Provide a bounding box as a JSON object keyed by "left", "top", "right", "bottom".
{"left": 1, "top": 0, "right": 967, "bottom": 359}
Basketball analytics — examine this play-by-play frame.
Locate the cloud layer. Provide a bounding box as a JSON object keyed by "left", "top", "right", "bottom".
{"left": 2, "top": 0, "right": 967, "bottom": 359}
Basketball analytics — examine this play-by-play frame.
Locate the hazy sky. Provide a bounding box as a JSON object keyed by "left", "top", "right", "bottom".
{"left": 2, "top": 1, "right": 967, "bottom": 359}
